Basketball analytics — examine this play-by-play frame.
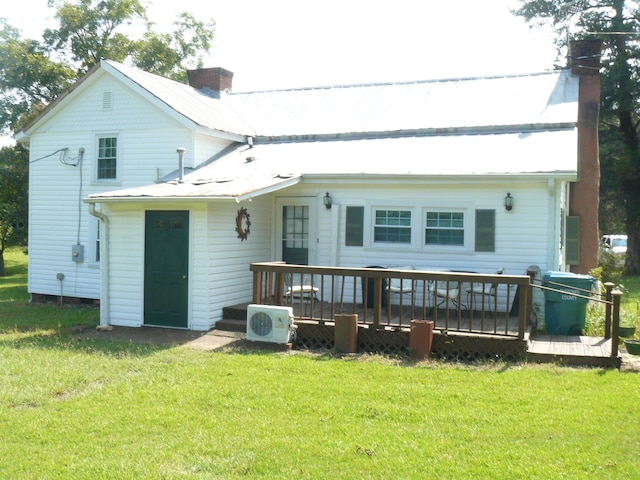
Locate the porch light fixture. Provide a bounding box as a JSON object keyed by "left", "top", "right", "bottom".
{"left": 504, "top": 192, "right": 513, "bottom": 211}
{"left": 323, "top": 192, "right": 332, "bottom": 209}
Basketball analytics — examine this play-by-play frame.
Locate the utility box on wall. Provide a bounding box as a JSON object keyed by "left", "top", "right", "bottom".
{"left": 71, "top": 244, "right": 84, "bottom": 263}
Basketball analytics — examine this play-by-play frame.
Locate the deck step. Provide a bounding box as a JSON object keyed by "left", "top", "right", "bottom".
{"left": 221, "top": 302, "right": 250, "bottom": 321}
{"left": 218, "top": 303, "right": 250, "bottom": 332}
{"left": 215, "top": 318, "right": 247, "bottom": 333}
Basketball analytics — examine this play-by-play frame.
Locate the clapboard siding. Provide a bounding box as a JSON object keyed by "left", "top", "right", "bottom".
{"left": 28, "top": 74, "right": 235, "bottom": 301}
{"left": 206, "top": 199, "right": 273, "bottom": 325}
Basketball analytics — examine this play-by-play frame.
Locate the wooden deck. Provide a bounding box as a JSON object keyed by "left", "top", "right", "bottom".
{"left": 527, "top": 334, "right": 621, "bottom": 368}
{"left": 221, "top": 303, "right": 622, "bottom": 367}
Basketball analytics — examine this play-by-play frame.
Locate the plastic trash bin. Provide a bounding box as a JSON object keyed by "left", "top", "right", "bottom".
{"left": 361, "top": 266, "right": 387, "bottom": 308}
{"left": 543, "top": 271, "right": 595, "bottom": 335}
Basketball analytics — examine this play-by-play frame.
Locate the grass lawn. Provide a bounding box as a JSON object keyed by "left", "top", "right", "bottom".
{"left": 1, "top": 248, "right": 639, "bottom": 479}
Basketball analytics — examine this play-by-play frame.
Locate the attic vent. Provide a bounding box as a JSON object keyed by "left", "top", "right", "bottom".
{"left": 102, "top": 91, "right": 113, "bottom": 110}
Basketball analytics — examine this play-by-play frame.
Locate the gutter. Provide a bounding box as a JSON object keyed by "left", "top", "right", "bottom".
{"left": 88, "top": 203, "right": 110, "bottom": 328}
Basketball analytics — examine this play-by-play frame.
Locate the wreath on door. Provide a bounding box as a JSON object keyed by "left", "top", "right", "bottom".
{"left": 235, "top": 207, "right": 251, "bottom": 241}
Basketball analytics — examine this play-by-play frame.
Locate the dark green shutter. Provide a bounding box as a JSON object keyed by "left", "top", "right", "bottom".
{"left": 345, "top": 206, "right": 364, "bottom": 246}
{"left": 475, "top": 209, "right": 495, "bottom": 252}
{"left": 566, "top": 216, "right": 580, "bottom": 265}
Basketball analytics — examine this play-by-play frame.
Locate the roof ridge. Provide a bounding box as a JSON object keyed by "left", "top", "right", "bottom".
{"left": 231, "top": 70, "right": 563, "bottom": 95}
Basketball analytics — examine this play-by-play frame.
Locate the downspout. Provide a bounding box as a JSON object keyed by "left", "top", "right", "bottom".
{"left": 88, "top": 203, "right": 110, "bottom": 328}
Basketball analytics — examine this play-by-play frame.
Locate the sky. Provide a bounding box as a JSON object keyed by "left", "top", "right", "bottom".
{"left": 1, "top": 0, "right": 559, "bottom": 143}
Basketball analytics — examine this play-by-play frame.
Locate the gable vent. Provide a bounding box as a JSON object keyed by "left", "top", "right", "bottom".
{"left": 102, "top": 91, "right": 113, "bottom": 110}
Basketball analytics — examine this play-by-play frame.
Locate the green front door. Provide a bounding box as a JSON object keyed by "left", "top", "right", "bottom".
{"left": 144, "top": 210, "right": 189, "bottom": 328}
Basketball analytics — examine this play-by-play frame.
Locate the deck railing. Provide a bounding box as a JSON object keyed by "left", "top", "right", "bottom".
{"left": 250, "top": 263, "right": 532, "bottom": 340}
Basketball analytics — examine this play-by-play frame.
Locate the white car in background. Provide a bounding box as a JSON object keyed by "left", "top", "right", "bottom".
{"left": 601, "top": 234, "right": 627, "bottom": 266}
{"left": 601, "top": 234, "right": 627, "bottom": 254}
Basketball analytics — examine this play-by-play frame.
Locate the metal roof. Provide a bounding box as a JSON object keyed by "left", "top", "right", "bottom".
{"left": 82, "top": 65, "right": 583, "bottom": 203}
{"left": 226, "top": 71, "right": 578, "bottom": 137}
{"left": 87, "top": 129, "right": 578, "bottom": 202}
{"left": 105, "top": 62, "right": 578, "bottom": 140}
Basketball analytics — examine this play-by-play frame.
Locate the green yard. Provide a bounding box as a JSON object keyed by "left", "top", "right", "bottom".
{"left": 1, "top": 249, "right": 639, "bottom": 479}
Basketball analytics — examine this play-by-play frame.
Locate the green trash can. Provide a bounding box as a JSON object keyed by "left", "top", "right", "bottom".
{"left": 543, "top": 271, "right": 595, "bottom": 335}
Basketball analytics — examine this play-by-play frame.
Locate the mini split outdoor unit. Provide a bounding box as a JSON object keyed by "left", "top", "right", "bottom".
{"left": 246, "top": 304, "right": 297, "bottom": 344}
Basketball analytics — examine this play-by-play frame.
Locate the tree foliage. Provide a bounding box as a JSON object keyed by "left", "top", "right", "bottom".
{"left": 0, "top": 145, "right": 28, "bottom": 276}
{"left": 513, "top": 0, "right": 640, "bottom": 273}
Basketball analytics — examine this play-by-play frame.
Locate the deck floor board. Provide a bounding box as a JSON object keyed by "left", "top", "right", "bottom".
{"left": 528, "top": 335, "right": 620, "bottom": 367}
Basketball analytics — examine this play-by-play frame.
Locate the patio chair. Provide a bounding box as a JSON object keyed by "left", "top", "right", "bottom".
{"left": 284, "top": 273, "right": 319, "bottom": 315}
{"left": 466, "top": 268, "right": 505, "bottom": 312}
{"left": 387, "top": 266, "right": 415, "bottom": 303}
{"left": 434, "top": 280, "right": 465, "bottom": 311}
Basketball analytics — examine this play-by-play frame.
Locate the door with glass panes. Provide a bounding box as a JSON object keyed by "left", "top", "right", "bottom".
{"left": 278, "top": 198, "right": 315, "bottom": 265}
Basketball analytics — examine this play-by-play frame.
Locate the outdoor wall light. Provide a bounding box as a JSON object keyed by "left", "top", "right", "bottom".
{"left": 323, "top": 192, "right": 332, "bottom": 209}
{"left": 504, "top": 192, "right": 514, "bottom": 211}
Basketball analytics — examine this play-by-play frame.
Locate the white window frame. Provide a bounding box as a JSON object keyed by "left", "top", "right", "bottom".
{"left": 365, "top": 202, "right": 419, "bottom": 249}
{"left": 94, "top": 134, "right": 120, "bottom": 183}
{"left": 362, "top": 201, "right": 474, "bottom": 252}
{"left": 422, "top": 205, "right": 473, "bottom": 253}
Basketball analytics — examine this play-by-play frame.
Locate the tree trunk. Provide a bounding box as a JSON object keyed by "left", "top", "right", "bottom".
{"left": 612, "top": 6, "right": 640, "bottom": 274}
{"left": 0, "top": 249, "right": 5, "bottom": 277}
{"left": 624, "top": 190, "right": 640, "bottom": 274}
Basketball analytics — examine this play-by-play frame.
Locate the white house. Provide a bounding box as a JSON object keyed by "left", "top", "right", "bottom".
{"left": 17, "top": 40, "right": 601, "bottom": 330}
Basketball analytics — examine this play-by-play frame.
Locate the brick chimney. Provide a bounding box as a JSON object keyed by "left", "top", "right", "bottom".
{"left": 187, "top": 67, "right": 233, "bottom": 98}
{"left": 568, "top": 39, "right": 602, "bottom": 274}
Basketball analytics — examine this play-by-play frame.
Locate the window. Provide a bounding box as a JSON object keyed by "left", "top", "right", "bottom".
{"left": 97, "top": 137, "right": 117, "bottom": 180}
{"left": 95, "top": 219, "right": 101, "bottom": 263}
{"left": 374, "top": 209, "right": 411, "bottom": 243}
{"left": 425, "top": 211, "right": 464, "bottom": 246}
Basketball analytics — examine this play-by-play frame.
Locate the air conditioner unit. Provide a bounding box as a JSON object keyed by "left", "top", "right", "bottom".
{"left": 246, "top": 304, "right": 296, "bottom": 344}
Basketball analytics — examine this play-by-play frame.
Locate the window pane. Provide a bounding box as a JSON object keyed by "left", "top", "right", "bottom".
{"left": 374, "top": 209, "right": 411, "bottom": 244}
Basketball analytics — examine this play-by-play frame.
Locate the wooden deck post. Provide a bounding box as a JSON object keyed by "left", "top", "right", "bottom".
{"left": 604, "top": 282, "right": 614, "bottom": 339}
{"left": 611, "top": 289, "right": 622, "bottom": 358}
{"left": 252, "top": 271, "right": 261, "bottom": 304}
{"left": 526, "top": 268, "right": 536, "bottom": 333}
{"left": 373, "top": 277, "right": 382, "bottom": 329}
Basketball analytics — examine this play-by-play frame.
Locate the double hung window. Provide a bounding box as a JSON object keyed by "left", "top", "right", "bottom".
{"left": 425, "top": 211, "right": 464, "bottom": 246}
{"left": 374, "top": 209, "right": 411, "bottom": 244}
{"left": 97, "top": 137, "right": 117, "bottom": 180}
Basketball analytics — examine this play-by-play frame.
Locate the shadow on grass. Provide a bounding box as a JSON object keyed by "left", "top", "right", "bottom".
{"left": 0, "top": 328, "right": 173, "bottom": 357}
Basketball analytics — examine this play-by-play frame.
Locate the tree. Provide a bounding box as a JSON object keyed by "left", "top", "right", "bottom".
{"left": 0, "top": 145, "right": 28, "bottom": 276}
{"left": 513, "top": 0, "right": 640, "bottom": 273}
{"left": 0, "top": 20, "right": 76, "bottom": 137}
